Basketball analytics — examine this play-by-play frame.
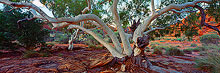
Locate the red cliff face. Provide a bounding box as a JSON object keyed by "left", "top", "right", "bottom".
{"left": 169, "top": 14, "right": 220, "bottom": 37}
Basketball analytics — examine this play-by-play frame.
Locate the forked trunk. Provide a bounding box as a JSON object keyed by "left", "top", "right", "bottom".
{"left": 110, "top": 35, "right": 152, "bottom": 72}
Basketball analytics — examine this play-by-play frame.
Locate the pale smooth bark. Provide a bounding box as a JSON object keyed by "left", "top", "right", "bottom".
{"left": 68, "top": 25, "right": 125, "bottom": 58}
{"left": 112, "top": 0, "right": 132, "bottom": 56}
{"left": 151, "top": 0, "right": 155, "bottom": 15}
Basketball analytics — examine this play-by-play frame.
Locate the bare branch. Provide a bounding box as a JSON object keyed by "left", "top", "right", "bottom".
{"left": 151, "top": 0, "right": 155, "bottom": 14}
{"left": 171, "top": 9, "right": 197, "bottom": 15}
{"left": 67, "top": 25, "right": 125, "bottom": 58}
{"left": 82, "top": 0, "right": 91, "bottom": 14}
{"left": 143, "top": 27, "right": 166, "bottom": 35}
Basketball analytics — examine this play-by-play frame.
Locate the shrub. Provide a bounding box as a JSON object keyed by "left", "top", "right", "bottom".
{"left": 183, "top": 48, "right": 193, "bottom": 54}
{"left": 58, "top": 53, "right": 64, "bottom": 57}
{"left": 176, "top": 45, "right": 181, "bottom": 47}
{"left": 194, "top": 51, "right": 220, "bottom": 73}
{"left": 153, "top": 47, "right": 163, "bottom": 55}
{"left": 165, "top": 38, "right": 171, "bottom": 40}
{"left": 54, "top": 33, "right": 69, "bottom": 44}
{"left": 200, "top": 34, "right": 220, "bottom": 45}
{"left": 23, "top": 50, "right": 49, "bottom": 58}
{"left": 176, "top": 38, "right": 183, "bottom": 41}
{"left": 0, "top": 8, "right": 49, "bottom": 49}
{"left": 203, "top": 44, "right": 220, "bottom": 50}
{"left": 88, "top": 44, "right": 96, "bottom": 48}
{"left": 165, "top": 46, "right": 184, "bottom": 56}
{"left": 150, "top": 45, "right": 157, "bottom": 49}
{"left": 160, "top": 41, "right": 166, "bottom": 42}
{"left": 190, "top": 43, "right": 197, "bottom": 47}
{"left": 96, "top": 46, "right": 104, "bottom": 49}
{"left": 191, "top": 47, "right": 200, "bottom": 52}
{"left": 88, "top": 44, "right": 104, "bottom": 49}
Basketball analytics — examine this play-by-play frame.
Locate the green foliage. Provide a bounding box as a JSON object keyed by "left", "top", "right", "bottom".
{"left": 54, "top": 33, "right": 69, "bottom": 44}
{"left": 88, "top": 44, "right": 96, "bottom": 48}
{"left": 58, "top": 53, "right": 64, "bottom": 57}
{"left": 202, "top": 44, "right": 220, "bottom": 50}
{"left": 0, "top": 7, "right": 49, "bottom": 49}
{"left": 183, "top": 47, "right": 200, "bottom": 54}
{"left": 194, "top": 51, "right": 220, "bottom": 73}
{"left": 88, "top": 44, "right": 104, "bottom": 49}
{"left": 152, "top": 47, "right": 163, "bottom": 55}
{"left": 190, "top": 43, "right": 197, "bottom": 47}
{"left": 46, "top": 42, "right": 55, "bottom": 46}
{"left": 23, "top": 50, "right": 50, "bottom": 58}
{"left": 200, "top": 34, "right": 220, "bottom": 45}
{"left": 84, "top": 29, "right": 104, "bottom": 45}
{"left": 165, "top": 46, "right": 184, "bottom": 56}
{"left": 96, "top": 46, "right": 104, "bottom": 49}
{"left": 207, "top": 0, "right": 220, "bottom": 22}
{"left": 160, "top": 41, "right": 165, "bottom": 42}
{"left": 183, "top": 48, "right": 193, "bottom": 54}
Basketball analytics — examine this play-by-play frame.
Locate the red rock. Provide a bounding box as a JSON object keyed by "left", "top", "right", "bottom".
{"left": 89, "top": 54, "right": 113, "bottom": 68}
{"left": 100, "top": 70, "right": 114, "bottom": 73}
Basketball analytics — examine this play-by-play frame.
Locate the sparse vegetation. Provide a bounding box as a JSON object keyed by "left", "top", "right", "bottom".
{"left": 23, "top": 50, "right": 50, "bottom": 58}
{"left": 190, "top": 43, "right": 197, "bottom": 47}
{"left": 183, "top": 48, "right": 193, "bottom": 54}
{"left": 166, "top": 46, "right": 184, "bottom": 56}
{"left": 153, "top": 47, "right": 163, "bottom": 55}
{"left": 195, "top": 51, "right": 220, "bottom": 73}
{"left": 200, "top": 34, "right": 220, "bottom": 45}
{"left": 0, "top": 9, "right": 49, "bottom": 50}
{"left": 88, "top": 44, "right": 104, "bottom": 49}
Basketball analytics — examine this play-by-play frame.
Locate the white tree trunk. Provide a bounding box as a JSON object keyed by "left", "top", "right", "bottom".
{"left": 112, "top": 0, "right": 132, "bottom": 56}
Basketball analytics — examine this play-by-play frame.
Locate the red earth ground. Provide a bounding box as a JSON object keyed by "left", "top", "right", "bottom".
{"left": 0, "top": 43, "right": 209, "bottom": 73}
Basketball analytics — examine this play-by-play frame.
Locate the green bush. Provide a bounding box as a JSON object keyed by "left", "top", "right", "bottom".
{"left": 194, "top": 51, "right": 220, "bottom": 73}
{"left": 23, "top": 50, "right": 50, "bottom": 58}
{"left": 200, "top": 34, "right": 220, "bottom": 45}
{"left": 152, "top": 47, "right": 163, "bottom": 55}
{"left": 176, "top": 38, "right": 183, "bottom": 41}
{"left": 88, "top": 44, "right": 104, "bottom": 49}
{"left": 203, "top": 44, "right": 220, "bottom": 50}
{"left": 190, "top": 43, "right": 197, "bottom": 47}
{"left": 88, "top": 44, "right": 96, "bottom": 48}
{"left": 183, "top": 48, "right": 193, "bottom": 54}
{"left": 58, "top": 53, "right": 64, "bottom": 57}
{"left": 191, "top": 47, "right": 201, "bottom": 52}
{"left": 160, "top": 41, "right": 166, "bottom": 42}
{"left": 183, "top": 47, "right": 201, "bottom": 54}
{"left": 54, "top": 33, "right": 69, "bottom": 44}
{"left": 0, "top": 8, "right": 49, "bottom": 49}
{"left": 165, "top": 38, "right": 171, "bottom": 40}
{"left": 96, "top": 46, "right": 104, "bottom": 49}
{"left": 165, "top": 46, "right": 184, "bottom": 56}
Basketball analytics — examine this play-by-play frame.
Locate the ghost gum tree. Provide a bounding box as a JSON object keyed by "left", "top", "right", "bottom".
{"left": 0, "top": 0, "right": 219, "bottom": 70}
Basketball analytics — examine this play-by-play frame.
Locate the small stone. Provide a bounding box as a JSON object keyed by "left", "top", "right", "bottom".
{"left": 58, "top": 65, "right": 68, "bottom": 72}
{"left": 120, "top": 64, "right": 126, "bottom": 72}
{"left": 100, "top": 70, "right": 114, "bottom": 73}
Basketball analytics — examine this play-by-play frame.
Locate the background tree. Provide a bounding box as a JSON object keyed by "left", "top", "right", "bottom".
{"left": 0, "top": 6, "right": 49, "bottom": 49}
